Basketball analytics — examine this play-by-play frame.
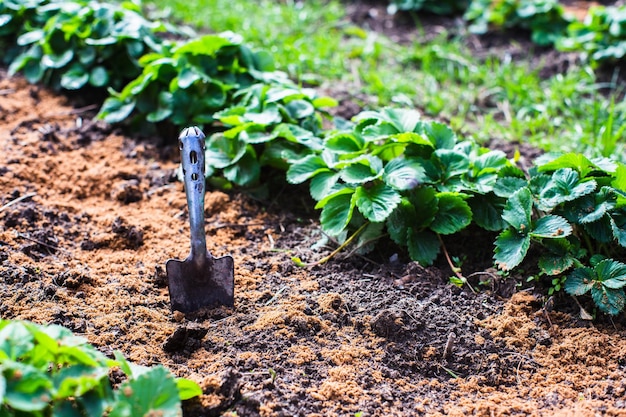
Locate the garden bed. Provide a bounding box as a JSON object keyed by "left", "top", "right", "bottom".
{"left": 1, "top": 67, "right": 626, "bottom": 416}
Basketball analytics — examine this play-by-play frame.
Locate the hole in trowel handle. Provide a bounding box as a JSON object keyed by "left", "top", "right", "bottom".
{"left": 189, "top": 150, "right": 198, "bottom": 164}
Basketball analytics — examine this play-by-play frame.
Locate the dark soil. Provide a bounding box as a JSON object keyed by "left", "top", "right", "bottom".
{"left": 1, "top": 2, "right": 626, "bottom": 416}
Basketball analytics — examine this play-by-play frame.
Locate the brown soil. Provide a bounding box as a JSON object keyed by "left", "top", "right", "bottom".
{"left": 2, "top": 70, "right": 626, "bottom": 417}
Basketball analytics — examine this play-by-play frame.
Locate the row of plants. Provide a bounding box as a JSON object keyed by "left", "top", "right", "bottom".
{"left": 213, "top": 106, "right": 626, "bottom": 315}
{"left": 0, "top": 0, "right": 333, "bottom": 138}
{"left": 389, "top": 0, "right": 626, "bottom": 65}
{"left": 2, "top": 3, "right": 625, "bottom": 313}
{"left": 0, "top": 319, "right": 201, "bottom": 416}
{"left": 0, "top": 0, "right": 188, "bottom": 91}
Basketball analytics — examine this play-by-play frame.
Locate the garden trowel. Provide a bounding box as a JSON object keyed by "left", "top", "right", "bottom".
{"left": 166, "top": 126, "right": 234, "bottom": 313}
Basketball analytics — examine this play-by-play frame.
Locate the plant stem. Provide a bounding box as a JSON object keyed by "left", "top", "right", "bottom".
{"left": 293, "top": 222, "right": 370, "bottom": 267}
{"left": 437, "top": 233, "right": 476, "bottom": 294}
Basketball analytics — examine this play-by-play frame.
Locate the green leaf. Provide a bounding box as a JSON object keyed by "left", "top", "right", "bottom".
{"left": 286, "top": 155, "right": 329, "bottom": 185}
{"left": 434, "top": 149, "right": 470, "bottom": 180}
{"left": 223, "top": 146, "right": 260, "bottom": 186}
{"left": 147, "top": 91, "right": 174, "bottom": 122}
{"left": 309, "top": 171, "right": 340, "bottom": 201}
{"left": 273, "top": 124, "right": 323, "bottom": 150}
{"left": 360, "top": 122, "right": 399, "bottom": 141}
{"left": 339, "top": 156, "right": 383, "bottom": 184}
{"left": 354, "top": 183, "right": 401, "bottom": 223}
{"left": 591, "top": 286, "right": 625, "bottom": 315}
{"left": 383, "top": 158, "right": 426, "bottom": 190}
{"left": 611, "top": 164, "right": 626, "bottom": 196}
{"left": 205, "top": 133, "right": 246, "bottom": 169}
{"left": 98, "top": 98, "right": 135, "bottom": 124}
{"left": 3, "top": 361, "right": 51, "bottom": 411}
{"left": 407, "top": 228, "right": 440, "bottom": 265}
{"left": 531, "top": 215, "right": 572, "bottom": 238}
{"left": 539, "top": 168, "right": 597, "bottom": 209}
{"left": 583, "top": 215, "right": 614, "bottom": 243}
{"left": 315, "top": 186, "right": 355, "bottom": 209}
{"left": 430, "top": 192, "right": 472, "bottom": 235}
{"left": 610, "top": 212, "right": 626, "bottom": 247}
{"left": 325, "top": 133, "right": 364, "bottom": 154}
{"left": 89, "top": 66, "right": 109, "bottom": 87}
{"left": 0, "top": 322, "right": 33, "bottom": 360}
{"left": 469, "top": 194, "right": 506, "bottom": 231}
{"left": 114, "top": 351, "right": 133, "bottom": 377}
{"left": 594, "top": 259, "right": 626, "bottom": 289}
{"left": 174, "top": 34, "right": 235, "bottom": 56}
{"left": 538, "top": 239, "right": 576, "bottom": 275}
{"left": 501, "top": 188, "right": 532, "bottom": 233}
{"left": 567, "top": 187, "right": 616, "bottom": 224}
{"left": 41, "top": 49, "right": 74, "bottom": 69}
{"left": 109, "top": 366, "right": 181, "bottom": 417}
{"left": 320, "top": 193, "right": 356, "bottom": 236}
{"left": 386, "top": 199, "right": 417, "bottom": 245}
{"left": 177, "top": 67, "right": 200, "bottom": 89}
{"left": 245, "top": 104, "right": 281, "bottom": 125}
{"left": 175, "top": 378, "right": 202, "bottom": 401}
{"left": 17, "top": 29, "right": 44, "bottom": 46}
{"left": 565, "top": 267, "right": 595, "bottom": 296}
{"left": 382, "top": 107, "right": 421, "bottom": 132}
{"left": 285, "top": 99, "right": 314, "bottom": 119}
{"left": 61, "top": 65, "right": 90, "bottom": 90}
{"left": 494, "top": 229, "right": 531, "bottom": 271}
{"left": 421, "top": 121, "right": 456, "bottom": 149}
{"left": 53, "top": 365, "right": 108, "bottom": 399}
{"left": 312, "top": 96, "right": 338, "bottom": 108}
{"left": 405, "top": 187, "right": 438, "bottom": 230}
{"left": 539, "top": 253, "right": 575, "bottom": 276}
{"left": 537, "top": 152, "right": 617, "bottom": 178}
{"left": 473, "top": 150, "right": 508, "bottom": 173}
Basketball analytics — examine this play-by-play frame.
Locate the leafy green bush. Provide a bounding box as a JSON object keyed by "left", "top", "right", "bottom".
{"left": 3, "top": 0, "right": 183, "bottom": 91}
{"left": 97, "top": 32, "right": 332, "bottom": 132}
{"left": 0, "top": 319, "right": 202, "bottom": 416}
{"left": 195, "top": 105, "right": 626, "bottom": 315}
{"left": 493, "top": 153, "right": 626, "bottom": 314}
{"left": 557, "top": 5, "right": 626, "bottom": 65}
{"left": 286, "top": 108, "right": 515, "bottom": 265}
{"left": 464, "top": 0, "right": 572, "bottom": 46}
{"left": 97, "top": 31, "right": 336, "bottom": 181}
{"left": 388, "top": 0, "right": 469, "bottom": 15}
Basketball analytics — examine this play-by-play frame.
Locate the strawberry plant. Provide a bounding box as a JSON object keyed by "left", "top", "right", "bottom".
{"left": 204, "top": 83, "right": 336, "bottom": 187}
{"left": 387, "top": 0, "right": 469, "bottom": 15}
{"left": 493, "top": 153, "right": 626, "bottom": 314}
{"left": 97, "top": 32, "right": 334, "bottom": 143}
{"left": 286, "top": 108, "right": 515, "bottom": 265}
{"left": 464, "top": 0, "right": 572, "bottom": 46}
{"left": 0, "top": 319, "right": 202, "bottom": 416}
{"left": 4, "top": 0, "right": 182, "bottom": 91}
{"left": 557, "top": 5, "right": 626, "bottom": 65}
{"left": 565, "top": 258, "right": 626, "bottom": 315}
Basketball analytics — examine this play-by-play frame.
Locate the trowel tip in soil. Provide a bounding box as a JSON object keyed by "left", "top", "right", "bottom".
{"left": 166, "top": 254, "right": 235, "bottom": 314}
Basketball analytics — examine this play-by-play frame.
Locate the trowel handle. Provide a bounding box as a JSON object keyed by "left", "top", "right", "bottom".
{"left": 178, "top": 126, "right": 208, "bottom": 261}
